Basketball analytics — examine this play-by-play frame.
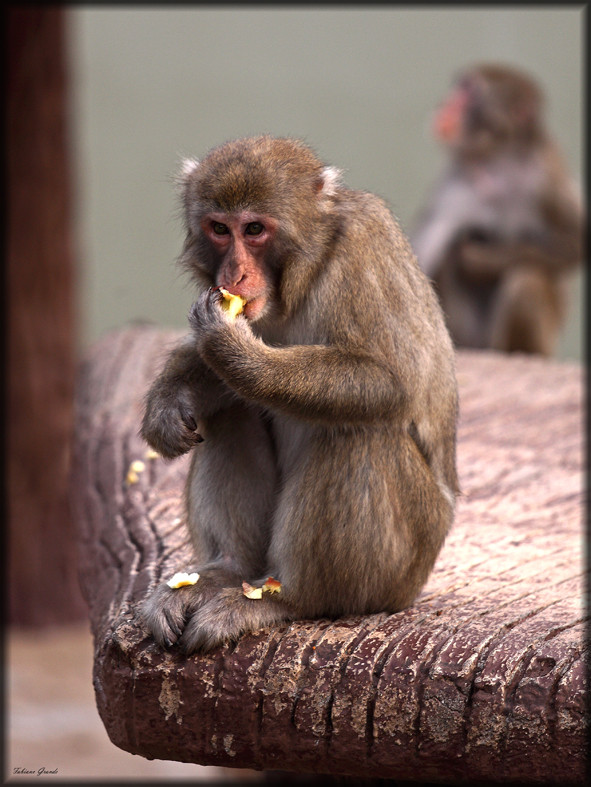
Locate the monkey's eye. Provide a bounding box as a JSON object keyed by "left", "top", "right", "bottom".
{"left": 212, "top": 222, "right": 229, "bottom": 235}
{"left": 245, "top": 222, "right": 264, "bottom": 236}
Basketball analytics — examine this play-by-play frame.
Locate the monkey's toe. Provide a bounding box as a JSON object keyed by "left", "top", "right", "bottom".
{"left": 178, "top": 623, "right": 232, "bottom": 654}
{"left": 177, "top": 593, "right": 246, "bottom": 653}
{"left": 177, "top": 587, "right": 293, "bottom": 653}
{"left": 140, "top": 584, "right": 193, "bottom": 648}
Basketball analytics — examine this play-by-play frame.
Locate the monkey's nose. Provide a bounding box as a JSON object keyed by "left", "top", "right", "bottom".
{"left": 224, "top": 268, "right": 246, "bottom": 289}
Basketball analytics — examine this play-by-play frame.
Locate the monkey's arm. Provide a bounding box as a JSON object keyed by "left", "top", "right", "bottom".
{"left": 457, "top": 181, "right": 584, "bottom": 283}
{"left": 411, "top": 215, "right": 458, "bottom": 279}
{"left": 410, "top": 177, "right": 477, "bottom": 279}
{"left": 458, "top": 230, "right": 582, "bottom": 283}
{"left": 189, "top": 295, "right": 402, "bottom": 424}
{"left": 215, "top": 341, "right": 400, "bottom": 423}
{"left": 141, "top": 338, "right": 238, "bottom": 458}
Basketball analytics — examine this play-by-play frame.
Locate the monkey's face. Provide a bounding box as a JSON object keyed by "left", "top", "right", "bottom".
{"left": 433, "top": 84, "right": 469, "bottom": 145}
{"left": 178, "top": 136, "right": 342, "bottom": 319}
{"left": 434, "top": 64, "right": 543, "bottom": 156}
{"left": 199, "top": 210, "right": 279, "bottom": 321}
{"left": 433, "top": 75, "right": 494, "bottom": 150}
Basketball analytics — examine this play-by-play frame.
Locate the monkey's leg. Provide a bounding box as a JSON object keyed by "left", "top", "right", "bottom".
{"left": 490, "top": 268, "right": 565, "bottom": 355}
{"left": 140, "top": 402, "right": 278, "bottom": 649}
{"left": 186, "top": 430, "right": 392, "bottom": 644}
{"left": 186, "top": 403, "right": 277, "bottom": 574}
{"left": 173, "top": 429, "right": 454, "bottom": 652}
{"left": 267, "top": 428, "right": 453, "bottom": 619}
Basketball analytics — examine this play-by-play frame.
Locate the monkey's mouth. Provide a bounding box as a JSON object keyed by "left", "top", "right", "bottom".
{"left": 243, "top": 296, "right": 267, "bottom": 321}
{"left": 217, "top": 287, "right": 247, "bottom": 318}
{"left": 212, "top": 285, "right": 268, "bottom": 321}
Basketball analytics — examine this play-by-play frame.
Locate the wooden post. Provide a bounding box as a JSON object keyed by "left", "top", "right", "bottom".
{"left": 6, "top": 7, "right": 86, "bottom": 624}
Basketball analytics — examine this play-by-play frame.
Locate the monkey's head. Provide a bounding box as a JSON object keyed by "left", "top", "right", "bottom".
{"left": 177, "top": 136, "right": 342, "bottom": 320}
{"left": 434, "top": 63, "right": 545, "bottom": 158}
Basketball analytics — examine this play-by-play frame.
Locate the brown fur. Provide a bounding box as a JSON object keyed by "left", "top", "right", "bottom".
{"left": 140, "top": 136, "right": 458, "bottom": 652}
{"left": 412, "top": 63, "right": 584, "bottom": 356}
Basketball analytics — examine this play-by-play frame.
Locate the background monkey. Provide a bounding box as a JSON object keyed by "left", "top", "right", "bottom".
{"left": 411, "top": 63, "right": 584, "bottom": 356}
{"left": 140, "top": 136, "right": 459, "bottom": 653}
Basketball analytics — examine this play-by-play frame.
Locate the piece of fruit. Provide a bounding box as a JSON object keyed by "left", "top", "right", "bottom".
{"left": 242, "top": 576, "right": 282, "bottom": 600}
{"left": 242, "top": 581, "right": 263, "bottom": 599}
{"left": 126, "top": 459, "right": 146, "bottom": 485}
{"left": 219, "top": 287, "right": 246, "bottom": 318}
{"left": 262, "top": 577, "right": 282, "bottom": 594}
{"left": 167, "top": 571, "right": 200, "bottom": 589}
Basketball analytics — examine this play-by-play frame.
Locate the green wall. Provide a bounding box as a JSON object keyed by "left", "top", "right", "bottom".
{"left": 68, "top": 7, "right": 584, "bottom": 360}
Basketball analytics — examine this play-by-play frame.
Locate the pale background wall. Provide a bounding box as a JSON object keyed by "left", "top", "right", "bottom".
{"left": 67, "top": 6, "right": 585, "bottom": 360}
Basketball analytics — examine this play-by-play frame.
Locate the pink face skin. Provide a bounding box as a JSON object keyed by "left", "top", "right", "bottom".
{"left": 433, "top": 84, "right": 470, "bottom": 146}
{"left": 201, "top": 211, "right": 278, "bottom": 320}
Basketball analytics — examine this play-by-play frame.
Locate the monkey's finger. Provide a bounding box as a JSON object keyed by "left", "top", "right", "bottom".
{"left": 207, "top": 287, "right": 228, "bottom": 319}
{"left": 179, "top": 417, "right": 204, "bottom": 445}
{"left": 210, "top": 285, "right": 224, "bottom": 304}
{"left": 162, "top": 606, "right": 185, "bottom": 642}
{"left": 179, "top": 405, "right": 198, "bottom": 433}
{"left": 187, "top": 300, "right": 201, "bottom": 329}
{"left": 188, "top": 289, "right": 211, "bottom": 323}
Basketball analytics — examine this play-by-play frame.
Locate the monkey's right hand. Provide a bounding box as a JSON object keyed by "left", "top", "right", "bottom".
{"left": 140, "top": 379, "right": 203, "bottom": 459}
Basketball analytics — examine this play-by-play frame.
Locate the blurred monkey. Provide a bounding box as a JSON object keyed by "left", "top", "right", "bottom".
{"left": 140, "top": 136, "right": 458, "bottom": 652}
{"left": 411, "top": 63, "right": 584, "bottom": 355}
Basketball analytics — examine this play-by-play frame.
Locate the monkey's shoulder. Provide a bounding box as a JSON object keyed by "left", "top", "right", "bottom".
{"left": 332, "top": 188, "right": 412, "bottom": 263}
{"left": 336, "top": 187, "right": 396, "bottom": 227}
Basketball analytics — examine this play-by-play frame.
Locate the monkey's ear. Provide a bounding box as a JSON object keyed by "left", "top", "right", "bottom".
{"left": 316, "top": 166, "right": 343, "bottom": 197}
{"left": 175, "top": 158, "right": 200, "bottom": 199}
{"left": 179, "top": 158, "right": 200, "bottom": 179}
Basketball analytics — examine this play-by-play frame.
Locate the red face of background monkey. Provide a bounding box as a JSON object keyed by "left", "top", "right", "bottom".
{"left": 433, "top": 64, "right": 544, "bottom": 156}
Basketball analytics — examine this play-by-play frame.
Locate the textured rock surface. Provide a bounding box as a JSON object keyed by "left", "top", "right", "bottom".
{"left": 72, "top": 325, "right": 587, "bottom": 784}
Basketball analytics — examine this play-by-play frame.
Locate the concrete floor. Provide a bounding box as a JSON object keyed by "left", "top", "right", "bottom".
{"left": 6, "top": 622, "right": 264, "bottom": 783}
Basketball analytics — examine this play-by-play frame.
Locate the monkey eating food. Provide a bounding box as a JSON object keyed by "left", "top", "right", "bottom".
{"left": 411, "top": 63, "right": 584, "bottom": 356}
{"left": 140, "top": 135, "right": 459, "bottom": 652}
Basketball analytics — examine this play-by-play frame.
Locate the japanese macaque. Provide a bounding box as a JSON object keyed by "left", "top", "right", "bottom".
{"left": 140, "top": 136, "right": 459, "bottom": 652}
{"left": 411, "top": 63, "right": 584, "bottom": 355}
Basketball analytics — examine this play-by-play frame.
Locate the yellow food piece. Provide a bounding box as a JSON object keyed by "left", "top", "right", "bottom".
{"left": 126, "top": 459, "right": 146, "bottom": 485}
{"left": 219, "top": 287, "right": 246, "bottom": 318}
{"left": 144, "top": 447, "right": 160, "bottom": 460}
{"left": 242, "top": 581, "right": 263, "bottom": 600}
{"left": 167, "top": 571, "right": 200, "bottom": 589}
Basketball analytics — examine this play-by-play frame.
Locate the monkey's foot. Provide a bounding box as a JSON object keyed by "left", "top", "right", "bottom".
{"left": 178, "top": 586, "right": 293, "bottom": 653}
{"left": 139, "top": 567, "right": 241, "bottom": 648}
